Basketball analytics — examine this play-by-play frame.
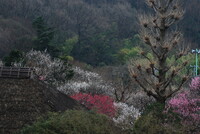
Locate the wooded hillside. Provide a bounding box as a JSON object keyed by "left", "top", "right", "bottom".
{"left": 0, "top": 0, "right": 199, "bottom": 66}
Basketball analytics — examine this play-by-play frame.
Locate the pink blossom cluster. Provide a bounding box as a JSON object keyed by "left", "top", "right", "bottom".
{"left": 167, "top": 77, "right": 200, "bottom": 125}
{"left": 71, "top": 93, "right": 116, "bottom": 117}
{"left": 190, "top": 76, "right": 200, "bottom": 95}
{"left": 167, "top": 91, "right": 200, "bottom": 121}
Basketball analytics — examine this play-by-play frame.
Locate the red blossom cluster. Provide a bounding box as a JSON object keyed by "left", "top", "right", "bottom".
{"left": 71, "top": 93, "right": 116, "bottom": 117}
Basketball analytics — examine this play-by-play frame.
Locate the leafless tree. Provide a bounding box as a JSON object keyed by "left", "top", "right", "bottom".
{"left": 94, "top": 66, "right": 136, "bottom": 102}
{"left": 128, "top": 0, "right": 189, "bottom": 103}
{"left": 111, "top": 66, "right": 135, "bottom": 102}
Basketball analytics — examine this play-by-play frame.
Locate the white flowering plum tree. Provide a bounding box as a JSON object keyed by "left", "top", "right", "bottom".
{"left": 113, "top": 102, "right": 141, "bottom": 129}
{"left": 58, "top": 67, "right": 114, "bottom": 96}
{"left": 25, "top": 50, "right": 73, "bottom": 85}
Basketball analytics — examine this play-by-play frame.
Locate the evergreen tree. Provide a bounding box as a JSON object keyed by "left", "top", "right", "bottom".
{"left": 32, "top": 16, "right": 58, "bottom": 56}
{"left": 3, "top": 50, "right": 24, "bottom": 66}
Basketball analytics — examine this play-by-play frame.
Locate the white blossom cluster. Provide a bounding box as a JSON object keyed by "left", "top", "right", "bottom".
{"left": 58, "top": 82, "right": 90, "bottom": 94}
{"left": 113, "top": 102, "right": 141, "bottom": 129}
{"left": 58, "top": 67, "right": 114, "bottom": 96}
{"left": 73, "top": 67, "right": 101, "bottom": 82}
{"left": 127, "top": 91, "right": 155, "bottom": 112}
{"left": 25, "top": 50, "right": 70, "bottom": 85}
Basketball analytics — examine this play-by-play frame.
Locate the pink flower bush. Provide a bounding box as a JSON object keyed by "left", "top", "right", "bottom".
{"left": 190, "top": 76, "right": 200, "bottom": 95}
{"left": 167, "top": 77, "right": 200, "bottom": 125}
{"left": 71, "top": 93, "right": 116, "bottom": 117}
{"left": 167, "top": 91, "right": 200, "bottom": 121}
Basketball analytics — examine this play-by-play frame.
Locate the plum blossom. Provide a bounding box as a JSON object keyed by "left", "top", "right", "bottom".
{"left": 58, "top": 67, "right": 114, "bottom": 96}
{"left": 58, "top": 82, "right": 90, "bottom": 94}
{"left": 71, "top": 93, "right": 116, "bottom": 117}
{"left": 73, "top": 67, "right": 101, "bottom": 82}
{"left": 166, "top": 77, "right": 200, "bottom": 127}
{"left": 113, "top": 102, "right": 141, "bottom": 129}
{"left": 190, "top": 76, "right": 200, "bottom": 95}
{"left": 24, "top": 50, "right": 72, "bottom": 85}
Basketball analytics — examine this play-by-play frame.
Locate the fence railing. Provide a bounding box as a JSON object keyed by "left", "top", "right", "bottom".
{"left": 0, "top": 67, "right": 33, "bottom": 79}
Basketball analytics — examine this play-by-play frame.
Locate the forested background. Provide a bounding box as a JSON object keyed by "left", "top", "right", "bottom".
{"left": 0, "top": 0, "right": 199, "bottom": 66}
{"left": 1, "top": 1, "right": 200, "bottom": 133}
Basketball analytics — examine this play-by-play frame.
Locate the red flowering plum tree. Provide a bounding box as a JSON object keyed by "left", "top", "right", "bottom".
{"left": 71, "top": 93, "right": 116, "bottom": 117}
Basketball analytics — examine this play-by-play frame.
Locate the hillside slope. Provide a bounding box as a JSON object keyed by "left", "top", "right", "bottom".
{"left": 0, "top": 78, "right": 84, "bottom": 134}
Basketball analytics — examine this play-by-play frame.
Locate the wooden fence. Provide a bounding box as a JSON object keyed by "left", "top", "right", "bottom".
{"left": 0, "top": 67, "right": 33, "bottom": 79}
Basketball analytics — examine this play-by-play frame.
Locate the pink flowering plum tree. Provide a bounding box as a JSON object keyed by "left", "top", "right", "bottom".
{"left": 190, "top": 76, "right": 200, "bottom": 95}
{"left": 166, "top": 77, "right": 200, "bottom": 130}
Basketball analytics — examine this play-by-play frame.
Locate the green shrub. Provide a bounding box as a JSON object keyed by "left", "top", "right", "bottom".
{"left": 142, "top": 102, "right": 165, "bottom": 116}
{"left": 3, "top": 50, "right": 24, "bottom": 66}
{"left": 19, "top": 110, "right": 122, "bottom": 134}
{"left": 132, "top": 103, "right": 186, "bottom": 134}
